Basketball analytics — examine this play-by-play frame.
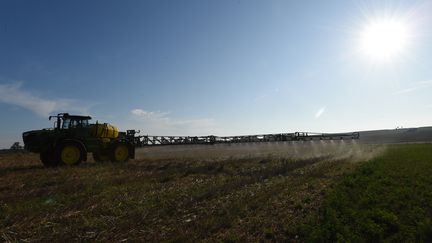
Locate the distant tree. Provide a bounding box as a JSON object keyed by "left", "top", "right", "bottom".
{"left": 10, "top": 142, "right": 22, "bottom": 150}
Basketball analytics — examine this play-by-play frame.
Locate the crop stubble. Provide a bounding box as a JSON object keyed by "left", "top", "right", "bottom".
{"left": 0, "top": 141, "right": 384, "bottom": 241}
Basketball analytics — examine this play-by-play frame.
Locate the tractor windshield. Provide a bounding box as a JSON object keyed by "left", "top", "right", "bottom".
{"left": 62, "top": 118, "right": 70, "bottom": 129}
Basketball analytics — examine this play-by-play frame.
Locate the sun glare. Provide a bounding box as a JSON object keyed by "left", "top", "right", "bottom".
{"left": 358, "top": 18, "right": 411, "bottom": 62}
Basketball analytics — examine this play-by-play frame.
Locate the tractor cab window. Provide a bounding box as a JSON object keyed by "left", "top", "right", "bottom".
{"left": 72, "top": 119, "right": 89, "bottom": 128}
{"left": 62, "top": 118, "right": 90, "bottom": 129}
{"left": 70, "top": 120, "right": 79, "bottom": 128}
{"left": 80, "top": 119, "right": 90, "bottom": 127}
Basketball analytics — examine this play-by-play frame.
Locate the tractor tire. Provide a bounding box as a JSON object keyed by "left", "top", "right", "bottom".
{"left": 93, "top": 151, "right": 110, "bottom": 162}
{"left": 110, "top": 143, "right": 130, "bottom": 163}
{"left": 56, "top": 141, "right": 83, "bottom": 166}
{"left": 40, "top": 149, "right": 59, "bottom": 167}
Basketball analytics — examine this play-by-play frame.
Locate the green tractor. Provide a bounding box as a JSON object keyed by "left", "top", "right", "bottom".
{"left": 22, "top": 113, "right": 135, "bottom": 167}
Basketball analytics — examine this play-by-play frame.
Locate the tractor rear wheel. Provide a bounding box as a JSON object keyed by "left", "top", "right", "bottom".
{"left": 110, "top": 143, "right": 130, "bottom": 162}
{"left": 57, "top": 142, "right": 83, "bottom": 166}
{"left": 40, "top": 149, "right": 59, "bottom": 167}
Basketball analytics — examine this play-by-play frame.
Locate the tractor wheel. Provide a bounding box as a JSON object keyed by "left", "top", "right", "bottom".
{"left": 40, "top": 149, "right": 59, "bottom": 167}
{"left": 93, "top": 151, "right": 110, "bottom": 162}
{"left": 110, "top": 143, "right": 130, "bottom": 163}
{"left": 57, "top": 142, "right": 83, "bottom": 166}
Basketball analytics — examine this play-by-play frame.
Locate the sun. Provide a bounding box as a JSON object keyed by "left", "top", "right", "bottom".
{"left": 358, "top": 17, "right": 411, "bottom": 62}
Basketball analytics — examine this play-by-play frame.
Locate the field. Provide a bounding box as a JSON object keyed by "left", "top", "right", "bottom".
{"left": 1, "top": 142, "right": 431, "bottom": 241}
{"left": 308, "top": 144, "right": 432, "bottom": 242}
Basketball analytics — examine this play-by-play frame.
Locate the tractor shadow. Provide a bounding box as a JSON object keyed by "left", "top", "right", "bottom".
{"left": 0, "top": 164, "right": 46, "bottom": 176}
{"left": 0, "top": 159, "right": 110, "bottom": 176}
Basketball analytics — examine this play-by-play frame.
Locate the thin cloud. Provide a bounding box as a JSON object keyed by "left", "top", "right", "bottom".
{"left": 254, "top": 87, "right": 280, "bottom": 103}
{"left": 0, "top": 82, "right": 90, "bottom": 117}
{"left": 315, "top": 106, "right": 326, "bottom": 119}
{"left": 253, "top": 94, "right": 269, "bottom": 102}
{"left": 393, "top": 80, "right": 432, "bottom": 95}
{"left": 131, "top": 108, "right": 216, "bottom": 135}
{"left": 131, "top": 109, "right": 170, "bottom": 120}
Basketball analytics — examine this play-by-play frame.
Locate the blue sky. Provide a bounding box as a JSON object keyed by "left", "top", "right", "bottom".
{"left": 1, "top": 0, "right": 432, "bottom": 148}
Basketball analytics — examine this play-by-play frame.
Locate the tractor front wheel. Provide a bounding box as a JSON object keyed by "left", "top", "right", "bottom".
{"left": 110, "top": 143, "right": 130, "bottom": 163}
{"left": 57, "top": 142, "right": 83, "bottom": 166}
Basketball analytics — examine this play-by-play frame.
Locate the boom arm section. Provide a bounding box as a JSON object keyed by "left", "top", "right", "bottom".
{"left": 130, "top": 131, "right": 360, "bottom": 147}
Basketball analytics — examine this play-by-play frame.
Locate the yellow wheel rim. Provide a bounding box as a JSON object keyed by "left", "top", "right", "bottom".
{"left": 61, "top": 145, "right": 81, "bottom": 165}
{"left": 114, "top": 145, "right": 129, "bottom": 162}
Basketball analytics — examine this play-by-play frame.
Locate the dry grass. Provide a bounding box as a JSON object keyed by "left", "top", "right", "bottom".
{"left": 0, "top": 142, "right": 384, "bottom": 242}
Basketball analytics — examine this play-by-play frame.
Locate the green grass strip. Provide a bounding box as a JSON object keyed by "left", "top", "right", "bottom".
{"left": 307, "top": 144, "right": 432, "bottom": 242}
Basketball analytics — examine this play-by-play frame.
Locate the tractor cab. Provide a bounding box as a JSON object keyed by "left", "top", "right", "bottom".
{"left": 50, "top": 113, "right": 92, "bottom": 130}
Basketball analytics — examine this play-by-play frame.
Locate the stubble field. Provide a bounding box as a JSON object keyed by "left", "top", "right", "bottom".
{"left": 1, "top": 141, "right": 431, "bottom": 242}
